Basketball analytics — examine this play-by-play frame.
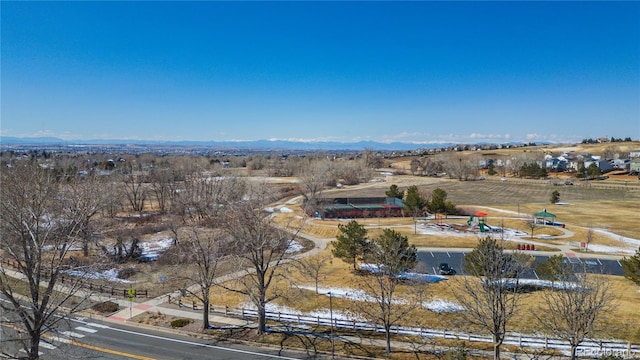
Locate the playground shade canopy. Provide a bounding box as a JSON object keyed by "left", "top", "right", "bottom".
{"left": 533, "top": 209, "right": 556, "bottom": 224}
{"left": 474, "top": 211, "right": 488, "bottom": 217}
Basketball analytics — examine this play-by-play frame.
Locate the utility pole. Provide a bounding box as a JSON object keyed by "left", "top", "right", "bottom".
{"left": 329, "top": 291, "right": 334, "bottom": 359}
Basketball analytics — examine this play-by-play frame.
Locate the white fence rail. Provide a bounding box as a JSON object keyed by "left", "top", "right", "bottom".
{"left": 190, "top": 302, "right": 638, "bottom": 358}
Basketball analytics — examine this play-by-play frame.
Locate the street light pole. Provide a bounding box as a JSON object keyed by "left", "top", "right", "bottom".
{"left": 329, "top": 291, "right": 334, "bottom": 359}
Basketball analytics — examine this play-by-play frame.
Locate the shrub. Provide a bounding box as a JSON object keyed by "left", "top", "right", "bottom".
{"left": 117, "top": 267, "right": 137, "bottom": 279}
{"left": 170, "top": 318, "right": 193, "bottom": 328}
{"left": 92, "top": 301, "right": 119, "bottom": 314}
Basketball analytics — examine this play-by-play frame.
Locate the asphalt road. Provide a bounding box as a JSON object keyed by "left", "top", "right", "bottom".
{"left": 1, "top": 314, "right": 314, "bottom": 360}
{"left": 417, "top": 251, "right": 625, "bottom": 278}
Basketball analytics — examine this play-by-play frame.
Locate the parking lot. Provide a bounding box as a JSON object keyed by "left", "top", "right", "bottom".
{"left": 417, "top": 251, "right": 624, "bottom": 278}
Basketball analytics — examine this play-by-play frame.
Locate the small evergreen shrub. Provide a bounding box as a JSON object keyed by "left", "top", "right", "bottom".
{"left": 170, "top": 318, "right": 192, "bottom": 328}
{"left": 117, "top": 267, "right": 137, "bottom": 279}
{"left": 92, "top": 301, "right": 119, "bottom": 313}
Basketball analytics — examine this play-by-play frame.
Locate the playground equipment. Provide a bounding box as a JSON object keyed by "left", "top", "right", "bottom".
{"left": 467, "top": 211, "right": 488, "bottom": 232}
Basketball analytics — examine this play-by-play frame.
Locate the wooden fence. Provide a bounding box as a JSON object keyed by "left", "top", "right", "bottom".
{"left": 1, "top": 258, "right": 148, "bottom": 298}
{"left": 177, "top": 300, "right": 639, "bottom": 358}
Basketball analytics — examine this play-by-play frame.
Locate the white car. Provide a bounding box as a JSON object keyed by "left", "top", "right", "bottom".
{"left": 500, "top": 177, "right": 507, "bottom": 182}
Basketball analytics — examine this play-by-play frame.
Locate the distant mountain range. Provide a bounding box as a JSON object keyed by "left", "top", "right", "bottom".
{"left": 0, "top": 136, "right": 461, "bottom": 151}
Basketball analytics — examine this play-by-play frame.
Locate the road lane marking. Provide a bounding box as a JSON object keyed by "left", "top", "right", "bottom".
{"left": 69, "top": 340, "right": 156, "bottom": 360}
{"left": 19, "top": 349, "right": 43, "bottom": 356}
{"left": 3, "top": 322, "right": 152, "bottom": 360}
{"left": 87, "top": 322, "right": 110, "bottom": 329}
{"left": 60, "top": 330, "right": 85, "bottom": 338}
{"left": 446, "top": 252, "right": 451, "bottom": 257}
{"left": 107, "top": 326, "right": 303, "bottom": 360}
{"left": 76, "top": 326, "right": 98, "bottom": 333}
{"left": 617, "top": 260, "right": 622, "bottom": 267}
{"left": 597, "top": 258, "right": 602, "bottom": 265}
{"left": 39, "top": 341, "right": 56, "bottom": 349}
{"left": 430, "top": 251, "right": 434, "bottom": 257}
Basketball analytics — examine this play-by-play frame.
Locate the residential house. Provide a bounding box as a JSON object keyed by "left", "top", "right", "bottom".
{"left": 584, "top": 159, "right": 614, "bottom": 173}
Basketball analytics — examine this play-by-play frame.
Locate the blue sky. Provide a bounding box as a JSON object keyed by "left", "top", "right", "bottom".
{"left": 2, "top": 1, "right": 639, "bottom": 144}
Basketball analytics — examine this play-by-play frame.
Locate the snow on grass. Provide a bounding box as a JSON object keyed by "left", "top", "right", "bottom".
{"left": 514, "top": 278, "right": 584, "bottom": 290}
{"left": 241, "top": 301, "right": 364, "bottom": 321}
{"left": 299, "top": 285, "right": 464, "bottom": 313}
{"left": 278, "top": 207, "right": 294, "bottom": 213}
{"left": 423, "top": 299, "right": 465, "bottom": 313}
{"left": 359, "top": 263, "right": 449, "bottom": 283}
{"left": 139, "top": 237, "right": 174, "bottom": 261}
{"left": 585, "top": 244, "right": 636, "bottom": 255}
{"left": 64, "top": 268, "right": 130, "bottom": 283}
{"left": 418, "top": 223, "right": 528, "bottom": 239}
{"left": 593, "top": 228, "right": 640, "bottom": 247}
{"left": 286, "top": 240, "right": 304, "bottom": 254}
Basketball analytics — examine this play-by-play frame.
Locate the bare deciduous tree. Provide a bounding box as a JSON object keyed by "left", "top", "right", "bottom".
{"left": 535, "top": 269, "right": 615, "bottom": 360}
{"left": 293, "top": 253, "right": 330, "bottom": 294}
{"left": 585, "top": 227, "right": 594, "bottom": 252}
{"left": 60, "top": 173, "right": 108, "bottom": 256}
{"left": 525, "top": 215, "right": 539, "bottom": 239}
{"left": 455, "top": 237, "right": 531, "bottom": 360}
{"left": 0, "top": 162, "right": 97, "bottom": 360}
{"left": 176, "top": 227, "right": 226, "bottom": 329}
{"left": 220, "top": 182, "right": 299, "bottom": 334}
{"left": 148, "top": 168, "right": 174, "bottom": 214}
{"left": 298, "top": 158, "right": 332, "bottom": 213}
{"left": 122, "top": 173, "right": 147, "bottom": 213}
{"left": 169, "top": 175, "right": 244, "bottom": 328}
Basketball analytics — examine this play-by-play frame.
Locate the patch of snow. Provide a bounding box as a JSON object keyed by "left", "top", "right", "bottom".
{"left": 398, "top": 273, "right": 449, "bottom": 283}
{"left": 554, "top": 202, "right": 571, "bottom": 206}
{"left": 279, "top": 207, "right": 293, "bottom": 213}
{"left": 139, "top": 237, "right": 174, "bottom": 261}
{"left": 64, "top": 268, "right": 130, "bottom": 283}
{"left": 423, "top": 299, "right": 465, "bottom": 313}
{"left": 583, "top": 244, "right": 636, "bottom": 255}
{"left": 43, "top": 244, "right": 82, "bottom": 251}
{"left": 286, "top": 240, "right": 304, "bottom": 254}
{"left": 264, "top": 207, "right": 275, "bottom": 213}
{"left": 242, "top": 302, "right": 365, "bottom": 322}
{"left": 359, "top": 263, "right": 449, "bottom": 283}
{"left": 593, "top": 228, "right": 640, "bottom": 248}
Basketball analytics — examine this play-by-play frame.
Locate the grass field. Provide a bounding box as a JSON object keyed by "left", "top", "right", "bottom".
{"left": 318, "top": 176, "right": 640, "bottom": 243}
{"left": 258, "top": 173, "right": 640, "bottom": 344}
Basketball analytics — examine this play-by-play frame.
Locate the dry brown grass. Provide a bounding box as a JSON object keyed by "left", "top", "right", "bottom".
{"left": 208, "top": 247, "right": 640, "bottom": 343}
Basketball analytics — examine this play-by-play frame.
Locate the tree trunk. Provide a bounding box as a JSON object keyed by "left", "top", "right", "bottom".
{"left": 493, "top": 335, "right": 501, "bottom": 360}
{"left": 385, "top": 325, "right": 392, "bottom": 354}
{"left": 570, "top": 344, "right": 577, "bottom": 360}
{"left": 202, "top": 298, "right": 210, "bottom": 330}
{"left": 257, "top": 302, "right": 267, "bottom": 334}
{"left": 29, "top": 331, "right": 41, "bottom": 360}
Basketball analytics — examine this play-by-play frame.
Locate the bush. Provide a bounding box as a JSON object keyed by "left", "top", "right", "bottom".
{"left": 117, "top": 267, "right": 137, "bottom": 279}
{"left": 92, "top": 301, "right": 119, "bottom": 314}
{"left": 170, "top": 318, "right": 193, "bottom": 328}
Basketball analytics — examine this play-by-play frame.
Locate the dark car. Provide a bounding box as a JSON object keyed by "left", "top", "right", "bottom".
{"left": 439, "top": 263, "right": 456, "bottom": 275}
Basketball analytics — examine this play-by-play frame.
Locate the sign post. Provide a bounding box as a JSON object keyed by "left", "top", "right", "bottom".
{"left": 160, "top": 275, "right": 166, "bottom": 292}
{"left": 127, "top": 287, "right": 135, "bottom": 319}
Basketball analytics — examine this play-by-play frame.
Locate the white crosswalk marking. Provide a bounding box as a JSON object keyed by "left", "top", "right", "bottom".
{"left": 76, "top": 326, "right": 98, "bottom": 333}
{"left": 86, "top": 322, "right": 109, "bottom": 329}
{"left": 20, "top": 349, "right": 43, "bottom": 356}
{"left": 39, "top": 341, "right": 56, "bottom": 350}
{"left": 60, "top": 330, "right": 85, "bottom": 338}
{"left": 51, "top": 335, "right": 72, "bottom": 344}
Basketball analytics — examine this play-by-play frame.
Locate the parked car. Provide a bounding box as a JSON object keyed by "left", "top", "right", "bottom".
{"left": 564, "top": 180, "right": 573, "bottom": 185}
{"left": 439, "top": 263, "right": 456, "bottom": 275}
